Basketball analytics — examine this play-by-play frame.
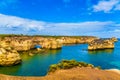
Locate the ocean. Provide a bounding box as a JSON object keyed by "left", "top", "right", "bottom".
{"left": 0, "top": 40, "right": 120, "bottom": 76}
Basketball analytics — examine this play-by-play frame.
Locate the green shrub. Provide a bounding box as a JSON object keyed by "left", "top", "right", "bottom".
{"left": 96, "top": 66, "right": 101, "bottom": 69}
{"left": 48, "top": 60, "right": 100, "bottom": 73}
{"left": 48, "top": 64, "right": 59, "bottom": 72}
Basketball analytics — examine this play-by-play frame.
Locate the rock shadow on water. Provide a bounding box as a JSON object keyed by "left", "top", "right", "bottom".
{"left": 88, "top": 49, "right": 114, "bottom": 54}
{"left": 36, "top": 49, "right": 62, "bottom": 55}
{"left": 0, "top": 64, "right": 21, "bottom": 76}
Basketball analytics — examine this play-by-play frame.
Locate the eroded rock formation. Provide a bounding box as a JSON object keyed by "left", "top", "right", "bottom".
{"left": 10, "top": 40, "right": 32, "bottom": 51}
{"left": 88, "top": 38, "right": 117, "bottom": 50}
{"left": 0, "top": 36, "right": 117, "bottom": 51}
{"left": 0, "top": 36, "right": 98, "bottom": 51}
{"left": 0, "top": 47, "right": 21, "bottom": 66}
{"left": 41, "top": 40, "right": 62, "bottom": 49}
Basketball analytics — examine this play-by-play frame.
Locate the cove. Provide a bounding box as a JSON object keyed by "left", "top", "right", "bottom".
{"left": 0, "top": 40, "right": 120, "bottom": 76}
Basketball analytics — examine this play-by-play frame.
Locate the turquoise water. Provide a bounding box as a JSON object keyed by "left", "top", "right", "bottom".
{"left": 0, "top": 40, "right": 120, "bottom": 76}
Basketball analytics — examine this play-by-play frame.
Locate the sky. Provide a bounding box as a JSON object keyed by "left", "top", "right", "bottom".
{"left": 0, "top": 0, "right": 120, "bottom": 37}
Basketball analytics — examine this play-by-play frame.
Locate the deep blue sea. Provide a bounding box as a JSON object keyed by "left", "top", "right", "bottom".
{"left": 0, "top": 40, "right": 120, "bottom": 76}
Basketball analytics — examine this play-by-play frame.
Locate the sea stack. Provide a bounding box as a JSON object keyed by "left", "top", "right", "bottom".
{"left": 88, "top": 37, "right": 117, "bottom": 50}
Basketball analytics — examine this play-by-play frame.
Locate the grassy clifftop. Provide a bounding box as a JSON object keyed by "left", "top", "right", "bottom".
{"left": 48, "top": 60, "right": 101, "bottom": 73}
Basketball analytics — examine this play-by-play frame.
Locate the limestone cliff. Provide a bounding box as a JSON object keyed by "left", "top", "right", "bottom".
{"left": 88, "top": 38, "right": 117, "bottom": 50}
{"left": 0, "top": 36, "right": 98, "bottom": 51}
{"left": 41, "top": 39, "right": 62, "bottom": 49}
{"left": 10, "top": 40, "right": 32, "bottom": 51}
{"left": 0, "top": 47, "right": 21, "bottom": 66}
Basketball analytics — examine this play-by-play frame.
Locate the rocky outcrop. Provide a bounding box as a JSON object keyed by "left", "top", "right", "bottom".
{"left": 48, "top": 60, "right": 97, "bottom": 73}
{"left": 88, "top": 38, "right": 117, "bottom": 50}
{"left": 0, "top": 47, "right": 21, "bottom": 66}
{"left": 10, "top": 40, "right": 32, "bottom": 51}
{"left": 60, "top": 36, "right": 98, "bottom": 44}
{"left": 0, "top": 36, "right": 98, "bottom": 51}
{"left": 41, "top": 39, "right": 62, "bottom": 49}
{"left": 111, "top": 37, "right": 118, "bottom": 42}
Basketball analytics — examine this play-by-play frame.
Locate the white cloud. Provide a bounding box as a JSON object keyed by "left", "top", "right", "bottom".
{"left": 93, "top": 0, "right": 120, "bottom": 13}
{"left": 0, "top": 14, "right": 45, "bottom": 32}
{"left": 40, "top": 21, "right": 119, "bottom": 37}
{"left": 0, "top": 13, "right": 120, "bottom": 37}
{"left": 114, "top": 29, "right": 120, "bottom": 32}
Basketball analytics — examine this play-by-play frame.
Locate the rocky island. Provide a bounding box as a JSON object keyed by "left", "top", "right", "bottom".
{"left": 88, "top": 37, "right": 118, "bottom": 50}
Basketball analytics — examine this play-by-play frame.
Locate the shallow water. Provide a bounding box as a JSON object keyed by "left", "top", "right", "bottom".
{"left": 0, "top": 40, "right": 120, "bottom": 76}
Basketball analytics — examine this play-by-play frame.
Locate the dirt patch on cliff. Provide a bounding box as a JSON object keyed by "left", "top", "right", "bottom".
{"left": 0, "top": 67, "right": 120, "bottom": 80}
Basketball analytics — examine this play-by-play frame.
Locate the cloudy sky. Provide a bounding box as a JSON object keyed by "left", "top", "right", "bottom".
{"left": 0, "top": 0, "right": 120, "bottom": 37}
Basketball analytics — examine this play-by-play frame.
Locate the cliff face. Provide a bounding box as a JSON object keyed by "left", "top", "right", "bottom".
{"left": 0, "top": 36, "right": 117, "bottom": 51}
{"left": 0, "top": 47, "right": 21, "bottom": 66}
{"left": 88, "top": 38, "right": 116, "bottom": 50}
{"left": 60, "top": 36, "right": 98, "bottom": 44}
{"left": 10, "top": 40, "right": 32, "bottom": 51}
{"left": 41, "top": 40, "right": 62, "bottom": 49}
{"left": 111, "top": 37, "right": 118, "bottom": 42}
{"left": 0, "top": 36, "right": 98, "bottom": 51}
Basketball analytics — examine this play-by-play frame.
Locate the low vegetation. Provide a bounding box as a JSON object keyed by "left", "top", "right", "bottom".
{"left": 0, "top": 34, "right": 96, "bottom": 38}
{"left": 48, "top": 60, "right": 101, "bottom": 73}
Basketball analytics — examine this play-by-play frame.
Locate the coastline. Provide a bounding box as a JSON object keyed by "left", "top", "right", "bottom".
{"left": 0, "top": 35, "right": 119, "bottom": 79}
{"left": 0, "top": 67, "right": 120, "bottom": 80}
{"left": 106, "top": 69, "right": 120, "bottom": 74}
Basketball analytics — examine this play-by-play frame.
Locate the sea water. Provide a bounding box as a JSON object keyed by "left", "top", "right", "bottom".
{"left": 0, "top": 40, "right": 120, "bottom": 76}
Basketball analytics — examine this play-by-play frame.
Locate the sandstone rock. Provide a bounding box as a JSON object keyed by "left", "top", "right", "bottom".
{"left": 0, "top": 47, "right": 21, "bottom": 66}
{"left": 0, "top": 41, "right": 9, "bottom": 48}
{"left": 10, "top": 40, "right": 32, "bottom": 51}
{"left": 88, "top": 38, "right": 116, "bottom": 50}
{"left": 36, "top": 48, "right": 41, "bottom": 51}
{"left": 0, "top": 36, "right": 98, "bottom": 51}
{"left": 111, "top": 37, "right": 118, "bottom": 42}
{"left": 41, "top": 40, "right": 62, "bottom": 49}
{"left": 60, "top": 37, "right": 98, "bottom": 44}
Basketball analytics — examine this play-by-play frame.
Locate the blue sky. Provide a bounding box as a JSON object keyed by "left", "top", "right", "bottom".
{"left": 0, "top": 0, "right": 120, "bottom": 37}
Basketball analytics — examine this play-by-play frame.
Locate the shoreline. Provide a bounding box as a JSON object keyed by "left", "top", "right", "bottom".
{"left": 0, "top": 67, "right": 120, "bottom": 80}
{"left": 106, "top": 69, "right": 120, "bottom": 74}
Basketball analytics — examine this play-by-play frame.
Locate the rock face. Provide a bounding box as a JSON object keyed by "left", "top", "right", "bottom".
{"left": 0, "top": 36, "right": 97, "bottom": 51}
{"left": 60, "top": 36, "right": 98, "bottom": 44}
{"left": 88, "top": 38, "right": 116, "bottom": 50}
{"left": 0, "top": 47, "right": 21, "bottom": 66}
{"left": 41, "top": 40, "right": 62, "bottom": 49}
{"left": 111, "top": 37, "right": 118, "bottom": 42}
{"left": 10, "top": 40, "right": 32, "bottom": 51}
